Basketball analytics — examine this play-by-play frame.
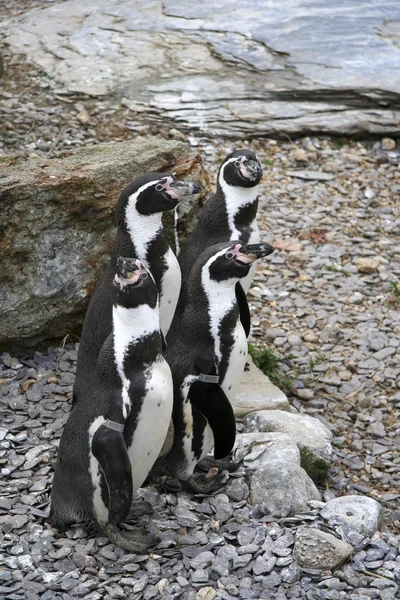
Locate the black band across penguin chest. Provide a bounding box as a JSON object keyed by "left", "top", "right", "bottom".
{"left": 145, "top": 232, "right": 169, "bottom": 292}
{"left": 233, "top": 200, "right": 258, "bottom": 243}
{"left": 216, "top": 304, "right": 239, "bottom": 383}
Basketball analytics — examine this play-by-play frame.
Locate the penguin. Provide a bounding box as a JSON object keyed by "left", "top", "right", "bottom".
{"left": 73, "top": 173, "right": 201, "bottom": 406}
{"left": 49, "top": 257, "right": 173, "bottom": 552}
{"left": 155, "top": 241, "right": 274, "bottom": 492}
{"left": 174, "top": 149, "right": 263, "bottom": 337}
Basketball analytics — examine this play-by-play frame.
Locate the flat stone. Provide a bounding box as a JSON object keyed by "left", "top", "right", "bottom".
{"left": 293, "top": 526, "right": 354, "bottom": 570}
{"left": 233, "top": 358, "right": 290, "bottom": 418}
{"left": 0, "top": 140, "right": 208, "bottom": 351}
{"left": 5, "top": 1, "right": 399, "bottom": 137}
{"left": 243, "top": 410, "right": 332, "bottom": 485}
{"left": 321, "top": 495, "right": 383, "bottom": 540}
{"left": 286, "top": 170, "right": 335, "bottom": 181}
{"left": 234, "top": 432, "right": 301, "bottom": 468}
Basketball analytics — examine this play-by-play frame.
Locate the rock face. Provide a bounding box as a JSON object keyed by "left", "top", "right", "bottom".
{"left": 293, "top": 526, "right": 354, "bottom": 570}
{"left": 234, "top": 432, "right": 321, "bottom": 516}
{"left": 233, "top": 357, "right": 291, "bottom": 418}
{"left": 2, "top": 0, "right": 400, "bottom": 137}
{"left": 0, "top": 140, "right": 209, "bottom": 351}
{"left": 243, "top": 410, "right": 333, "bottom": 485}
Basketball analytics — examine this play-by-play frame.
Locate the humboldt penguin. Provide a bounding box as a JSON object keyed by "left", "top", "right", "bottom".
{"left": 156, "top": 241, "right": 274, "bottom": 492}
{"left": 74, "top": 173, "right": 201, "bottom": 405}
{"left": 49, "top": 257, "right": 173, "bottom": 552}
{"left": 174, "top": 149, "right": 263, "bottom": 337}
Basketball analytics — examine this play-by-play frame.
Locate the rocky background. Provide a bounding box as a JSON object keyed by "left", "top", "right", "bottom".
{"left": 1, "top": 1, "right": 400, "bottom": 600}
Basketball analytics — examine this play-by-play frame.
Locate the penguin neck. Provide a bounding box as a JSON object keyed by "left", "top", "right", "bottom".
{"left": 112, "top": 303, "right": 160, "bottom": 377}
{"left": 123, "top": 202, "right": 164, "bottom": 261}
{"left": 218, "top": 169, "right": 259, "bottom": 239}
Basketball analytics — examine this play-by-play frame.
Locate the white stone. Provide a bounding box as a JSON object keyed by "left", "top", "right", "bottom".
{"left": 196, "top": 587, "right": 217, "bottom": 600}
{"left": 233, "top": 358, "right": 290, "bottom": 418}
{"left": 320, "top": 495, "right": 383, "bottom": 540}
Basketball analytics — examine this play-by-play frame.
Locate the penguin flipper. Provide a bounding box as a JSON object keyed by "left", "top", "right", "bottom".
{"left": 92, "top": 425, "right": 133, "bottom": 524}
{"left": 189, "top": 381, "right": 236, "bottom": 460}
{"left": 236, "top": 282, "right": 251, "bottom": 337}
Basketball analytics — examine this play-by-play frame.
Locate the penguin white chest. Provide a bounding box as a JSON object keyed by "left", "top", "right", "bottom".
{"left": 221, "top": 319, "right": 248, "bottom": 402}
{"left": 127, "top": 358, "right": 173, "bottom": 491}
{"left": 159, "top": 248, "right": 182, "bottom": 336}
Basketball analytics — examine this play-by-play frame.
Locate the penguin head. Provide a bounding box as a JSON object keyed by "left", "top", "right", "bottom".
{"left": 202, "top": 241, "right": 274, "bottom": 283}
{"left": 116, "top": 173, "right": 201, "bottom": 224}
{"left": 111, "top": 257, "right": 158, "bottom": 309}
{"left": 219, "top": 149, "right": 263, "bottom": 188}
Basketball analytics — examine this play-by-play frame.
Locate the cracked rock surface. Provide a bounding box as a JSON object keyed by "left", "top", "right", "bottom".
{"left": 2, "top": 0, "right": 400, "bottom": 137}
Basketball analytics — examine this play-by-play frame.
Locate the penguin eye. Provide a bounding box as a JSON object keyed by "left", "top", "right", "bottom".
{"left": 155, "top": 183, "right": 164, "bottom": 192}
{"left": 141, "top": 272, "right": 148, "bottom": 279}
{"left": 234, "top": 161, "right": 241, "bottom": 168}
{"left": 225, "top": 252, "right": 234, "bottom": 259}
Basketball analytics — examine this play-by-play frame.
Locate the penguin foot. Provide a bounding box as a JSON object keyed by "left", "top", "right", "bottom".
{"left": 103, "top": 523, "right": 159, "bottom": 553}
{"left": 125, "top": 498, "right": 154, "bottom": 523}
{"left": 182, "top": 469, "right": 228, "bottom": 496}
{"left": 196, "top": 455, "right": 241, "bottom": 474}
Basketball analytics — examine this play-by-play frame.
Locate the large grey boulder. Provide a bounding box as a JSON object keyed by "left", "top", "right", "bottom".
{"left": 234, "top": 432, "right": 321, "bottom": 516}
{"left": 0, "top": 140, "right": 209, "bottom": 351}
{"left": 2, "top": 0, "right": 400, "bottom": 137}
{"left": 243, "top": 410, "right": 333, "bottom": 485}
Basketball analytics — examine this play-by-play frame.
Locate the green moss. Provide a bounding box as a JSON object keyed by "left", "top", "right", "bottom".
{"left": 248, "top": 343, "right": 293, "bottom": 392}
{"left": 299, "top": 447, "right": 329, "bottom": 486}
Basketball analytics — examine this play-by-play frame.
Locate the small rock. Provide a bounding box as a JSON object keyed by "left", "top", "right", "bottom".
{"left": 192, "top": 569, "right": 210, "bottom": 584}
{"left": 253, "top": 554, "right": 277, "bottom": 575}
{"left": 196, "top": 588, "right": 217, "bottom": 600}
{"left": 381, "top": 137, "right": 396, "bottom": 150}
{"left": 293, "top": 148, "right": 308, "bottom": 162}
{"left": 356, "top": 257, "right": 380, "bottom": 273}
{"left": 190, "top": 551, "right": 215, "bottom": 570}
{"left": 292, "top": 388, "right": 314, "bottom": 401}
{"left": 288, "top": 334, "right": 302, "bottom": 346}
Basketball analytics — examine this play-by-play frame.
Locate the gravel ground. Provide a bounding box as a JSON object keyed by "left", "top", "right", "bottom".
{"left": 1, "top": 10, "right": 400, "bottom": 600}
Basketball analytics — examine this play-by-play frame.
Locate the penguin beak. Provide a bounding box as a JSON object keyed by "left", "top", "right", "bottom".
{"left": 166, "top": 178, "right": 202, "bottom": 199}
{"left": 236, "top": 243, "right": 274, "bottom": 264}
{"left": 243, "top": 158, "right": 263, "bottom": 180}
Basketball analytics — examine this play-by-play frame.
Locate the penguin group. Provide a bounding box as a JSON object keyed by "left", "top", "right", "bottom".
{"left": 49, "top": 149, "right": 275, "bottom": 551}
